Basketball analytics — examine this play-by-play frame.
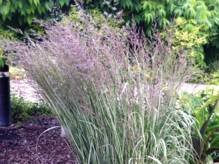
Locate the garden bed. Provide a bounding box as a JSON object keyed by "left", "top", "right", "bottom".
{"left": 0, "top": 116, "right": 77, "bottom": 163}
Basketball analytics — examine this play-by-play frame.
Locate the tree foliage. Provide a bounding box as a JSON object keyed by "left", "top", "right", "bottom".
{"left": 0, "top": 0, "right": 69, "bottom": 26}
{"left": 83, "top": 0, "right": 218, "bottom": 31}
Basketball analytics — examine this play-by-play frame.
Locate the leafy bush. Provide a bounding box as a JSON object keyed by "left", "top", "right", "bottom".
{"left": 83, "top": 0, "right": 218, "bottom": 32}
{"left": 0, "top": 26, "right": 16, "bottom": 40}
{"left": 22, "top": 10, "right": 198, "bottom": 163}
{"left": 0, "top": 46, "right": 9, "bottom": 69}
{"left": 0, "top": 48, "right": 4, "bottom": 68}
{"left": 11, "top": 97, "right": 52, "bottom": 123}
{"left": 180, "top": 92, "right": 219, "bottom": 162}
{"left": 82, "top": 0, "right": 219, "bottom": 70}
{"left": 209, "top": 71, "right": 219, "bottom": 85}
{"left": 67, "top": 5, "right": 122, "bottom": 31}
{"left": 0, "top": 0, "right": 70, "bottom": 26}
{"left": 88, "top": 8, "right": 123, "bottom": 28}
{"left": 69, "top": 3, "right": 210, "bottom": 69}
{"left": 164, "top": 17, "right": 208, "bottom": 69}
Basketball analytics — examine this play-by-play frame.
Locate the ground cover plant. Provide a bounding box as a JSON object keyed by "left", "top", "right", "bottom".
{"left": 21, "top": 10, "right": 200, "bottom": 163}
{"left": 180, "top": 91, "right": 219, "bottom": 163}
{"left": 11, "top": 96, "right": 52, "bottom": 123}
{"left": 0, "top": 48, "right": 5, "bottom": 68}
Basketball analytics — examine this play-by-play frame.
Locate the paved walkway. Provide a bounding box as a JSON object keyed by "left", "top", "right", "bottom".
{"left": 179, "top": 83, "right": 219, "bottom": 94}
{"left": 10, "top": 79, "right": 219, "bottom": 103}
{"left": 10, "top": 79, "right": 42, "bottom": 103}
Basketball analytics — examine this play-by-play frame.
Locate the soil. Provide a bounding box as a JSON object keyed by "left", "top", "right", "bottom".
{"left": 0, "top": 116, "right": 78, "bottom": 164}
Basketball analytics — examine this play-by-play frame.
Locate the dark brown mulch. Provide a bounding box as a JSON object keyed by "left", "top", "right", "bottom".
{"left": 0, "top": 116, "right": 78, "bottom": 164}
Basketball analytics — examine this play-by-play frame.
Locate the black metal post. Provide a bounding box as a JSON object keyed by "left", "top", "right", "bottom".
{"left": 0, "top": 65, "right": 10, "bottom": 126}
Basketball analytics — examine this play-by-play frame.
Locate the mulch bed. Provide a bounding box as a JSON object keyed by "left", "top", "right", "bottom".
{"left": 0, "top": 116, "right": 78, "bottom": 164}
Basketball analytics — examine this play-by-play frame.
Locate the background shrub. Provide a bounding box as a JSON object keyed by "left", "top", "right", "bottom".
{"left": 83, "top": 0, "right": 218, "bottom": 32}
{"left": 82, "top": 0, "right": 219, "bottom": 71}
{"left": 180, "top": 92, "right": 219, "bottom": 162}
{"left": 11, "top": 97, "right": 52, "bottom": 123}
{"left": 0, "top": 0, "right": 70, "bottom": 26}
{"left": 164, "top": 17, "right": 208, "bottom": 69}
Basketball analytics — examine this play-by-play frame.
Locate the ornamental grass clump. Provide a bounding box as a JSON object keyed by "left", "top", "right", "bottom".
{"left": 25, "top": 11, "right": 197, "bottom": 163}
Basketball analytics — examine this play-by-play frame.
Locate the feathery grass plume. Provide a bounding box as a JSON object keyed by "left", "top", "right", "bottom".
{"left": 24, "top": 10, "right": 197, "bottom": 164}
